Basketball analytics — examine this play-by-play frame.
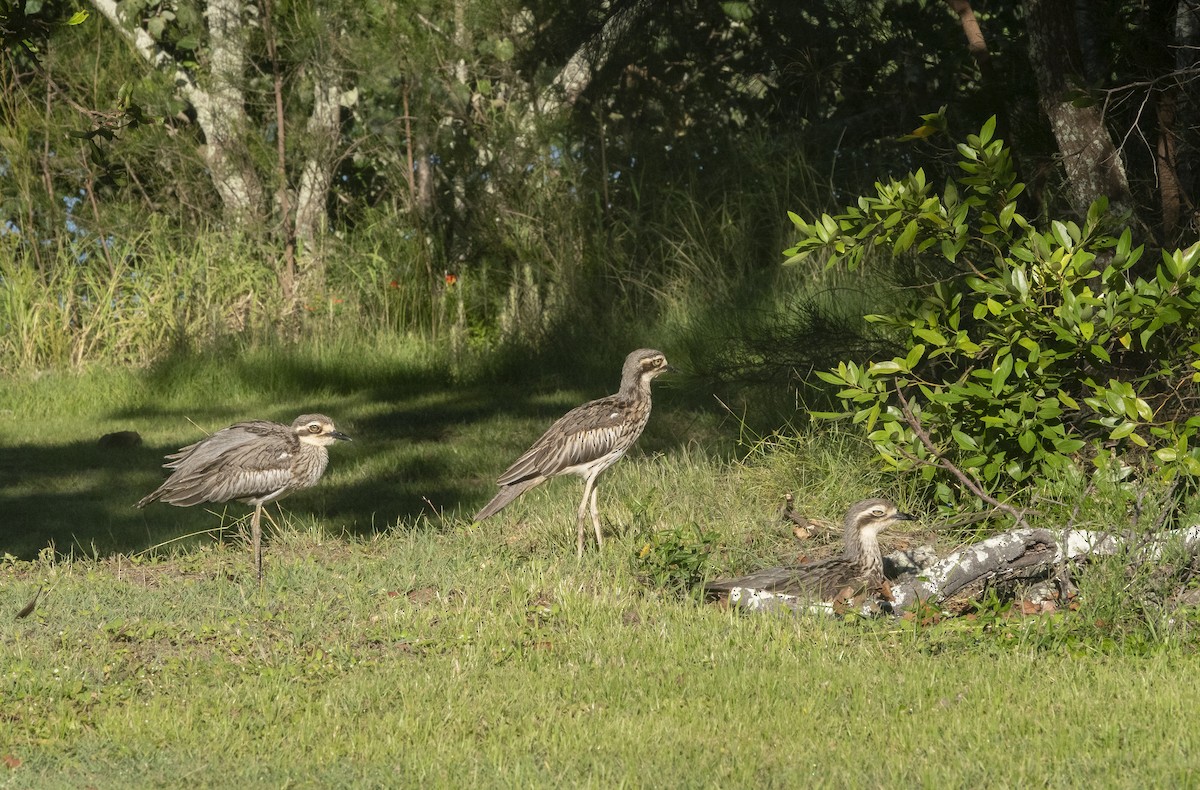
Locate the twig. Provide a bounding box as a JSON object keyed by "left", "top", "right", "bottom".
{"left": 894, "top": 383, "right": 1030, "bottom": 528}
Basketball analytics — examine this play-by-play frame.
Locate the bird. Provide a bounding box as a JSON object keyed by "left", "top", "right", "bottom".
{"left": 136, "top": 414, "right": 351, "bottom": 580}
{"left": 704, "top": 498, "right": 916, "bottom": 603}
{"left": 474, "top": 348, "right": 675, "bottom": 557}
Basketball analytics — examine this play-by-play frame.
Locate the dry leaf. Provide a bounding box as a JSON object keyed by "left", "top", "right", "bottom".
{"left": 15, "top": 587, "right": 41, "bottom": 620}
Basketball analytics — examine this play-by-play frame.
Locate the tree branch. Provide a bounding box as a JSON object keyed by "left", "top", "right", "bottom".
{"left": 538, "top": 0, "right": 656, "bottom": 115}
{"left": 894, "top": 383, "right": 1030, "bottom": 528}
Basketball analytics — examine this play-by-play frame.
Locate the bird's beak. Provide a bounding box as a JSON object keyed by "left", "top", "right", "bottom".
{"left": 664, "top": 363, "right": 679, "bottom": 374}
{"left": 894, "top": 512, "right": 917, "bottom": 522}
{"left": 330, "top": 430, "right": 352, "bottom": 442}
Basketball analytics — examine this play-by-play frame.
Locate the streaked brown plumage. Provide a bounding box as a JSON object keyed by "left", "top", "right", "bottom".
{"left": 136, "top": 414, "right": 351, "bottom": 580}
{"left": 474, "top": 348, "right": 674, "bottom": 556}
{"left": 704, "top": 498, "right": 916, "bottom": 602}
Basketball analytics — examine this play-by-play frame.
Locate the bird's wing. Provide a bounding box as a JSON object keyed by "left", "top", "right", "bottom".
{"left": 162, "top": 421, "right": 284, "bottom": 470}
{"left": 150, "top": 422, "right": 299, "bottom": 505}
{"left": 704, "top": 558, "right": 864, "bottom": 600}
{"left": 703, "top": 566, "right": 801, "bottom": 594}
{"left": 496, "top": 396, "right": 639, "bottom": 484}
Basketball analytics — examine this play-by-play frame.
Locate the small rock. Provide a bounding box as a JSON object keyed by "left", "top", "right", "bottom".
{"left": 98, "top": 431, "right": 143, "bottom": 448}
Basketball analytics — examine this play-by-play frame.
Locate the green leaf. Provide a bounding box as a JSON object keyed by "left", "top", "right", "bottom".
{"left": 720, "top": 2, "right": 753, "bottom": 21}
{"left": 1011, "top": 267, "right": 1028, "bottom": 299}
{"left": 1109, "top": 422, "right": 1136, "bottom": 440}
{"left": 999, "top": 201, "right": 1016, "bottom": 229}
{"left": 912, "top": 328, "right": 947, "bottom": 346}
{"left": 992, "top": 353, "right": 1013, "bottom": 395}
{"left": 494, "top": 37, "right": 516, "bottom": 61}
{"left": 893, "top": 219, "right": 919, "bottom": 255}
{"left": 951, "top": 429, "right": 978, "bottom": 450}
{"left": 978, "top": 116, "right": 997, "bottom": 146}
{"left": 1051, "top": 220, "right": 1072, "bottom": 251}
{"left": 1054, "top": 438, "right": 1086, "bottom": 454}
{"left": 1134, "top": 398, "right": 1153, "bottom": 421}
{"left": 67, "top": 9, "right": 89, "bottom": 24}
{"left": 869, "top": 360, "right": 903, "bottom": 375}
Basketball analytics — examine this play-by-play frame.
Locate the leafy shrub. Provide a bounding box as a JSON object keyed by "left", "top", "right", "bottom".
{"left": 634, "top": 523, "right": 719, "bottom": 597}
{"left": 786, "top": 116, "right": 1200, "bottom": 511}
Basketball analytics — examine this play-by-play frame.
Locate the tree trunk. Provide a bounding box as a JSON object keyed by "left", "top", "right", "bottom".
{"left": 88, "top": 0, "right": 263, "bottom": 225}
{"left": 201, "top": 0, "right": 263, "bottom": 225}
{"left": 293, "top": 73, "right": 345, "bottom": 296}
{"left": 1023, "top": 0, "right": 1135, "bottom": 217}
{"left": 1170, "top": 1, "right": 1200, "bottom": 239}
{"left": 538, "top": 0, "right": 657, "bottom": 115}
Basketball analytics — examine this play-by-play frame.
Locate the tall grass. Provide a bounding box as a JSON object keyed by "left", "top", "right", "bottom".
{"left": 0, "top": 224, "right": 283, "bottom": 373}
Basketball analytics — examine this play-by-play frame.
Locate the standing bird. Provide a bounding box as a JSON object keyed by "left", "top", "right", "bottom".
{"left": 704, "top": 498, "right": 915, "bottom": 602}
{"left": 136, "top": 414, "right": 351, "bottom": 580}
{"left": 475, "top": 348, "right": 675, "bottom": 557}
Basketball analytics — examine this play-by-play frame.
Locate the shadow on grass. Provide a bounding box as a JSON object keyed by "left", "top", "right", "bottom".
{"left": 2, "top": 343, "right": 741, "bottom": 559}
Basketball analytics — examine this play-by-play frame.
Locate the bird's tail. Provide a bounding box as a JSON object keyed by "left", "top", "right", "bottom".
{"left": 474, "top": 477, "right": 546, "bottom": 521}
{"left": 135, "top": 489, "right": 162, "bottom": 509}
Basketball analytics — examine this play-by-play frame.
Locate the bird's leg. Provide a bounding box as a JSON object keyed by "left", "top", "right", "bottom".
{"left": 575, "top": 493, "right": 588, "bottom": 559}
{"left": 576, "top": 473, "right": 604, "bottom": 556}
{"left": 251, "top": 503, "right": 264, "bottom": 583}
{"left": 589, "top": 483, "right": 602, "bottom": 550}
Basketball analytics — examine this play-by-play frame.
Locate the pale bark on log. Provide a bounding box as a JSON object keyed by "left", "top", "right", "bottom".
{"left": 887, "top": 529, "right": 1060, "bottom": 611}
{"left": 724, "top": 527, "right": 1200, "bottom": 616}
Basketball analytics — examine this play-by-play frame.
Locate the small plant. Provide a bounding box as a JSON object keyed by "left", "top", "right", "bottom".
{"left": 634, "top": 523, "right": 719, "bottom": 596}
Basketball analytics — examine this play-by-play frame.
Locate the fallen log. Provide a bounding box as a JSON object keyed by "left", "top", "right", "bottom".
{"left": 722, "top": 526, "right": 1200, "bottom": 616}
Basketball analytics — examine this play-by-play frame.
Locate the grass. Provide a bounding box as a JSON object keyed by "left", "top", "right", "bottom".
{"left": 5, "top": 533, "right": 1200, "bottom": 787}
{"left": 3, "top": 335, "right": 1200, "bottom": 786}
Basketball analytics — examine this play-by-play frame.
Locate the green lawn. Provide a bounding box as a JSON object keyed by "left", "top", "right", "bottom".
{"left": 2, "top": 339, "right": 1198, "bottom": 787}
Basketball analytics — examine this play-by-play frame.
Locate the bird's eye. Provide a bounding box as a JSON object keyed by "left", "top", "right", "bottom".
{"left": 308, "top": 423, "right": 322, "bottom": 433}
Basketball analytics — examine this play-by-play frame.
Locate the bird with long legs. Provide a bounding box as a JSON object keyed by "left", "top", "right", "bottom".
{"left": 137, "top": 414, "right": 351, "bottom": 580}
{"left": 475, "top": 348, "right": 675, "bottom": 557}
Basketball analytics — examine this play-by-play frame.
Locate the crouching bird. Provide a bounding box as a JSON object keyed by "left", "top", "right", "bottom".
{"left": 474, "top": 348, "right": 675, "bottom": 557}
{"left": 705, "top": 498, "right": 915, "bottom": 604}
{"left": 136, "top": 414, "right": 351, "bottom": 580}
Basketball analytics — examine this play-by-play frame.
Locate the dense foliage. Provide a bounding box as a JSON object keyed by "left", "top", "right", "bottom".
{"left": 789, "top": 118, "right": 1200, "bottom": 511}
